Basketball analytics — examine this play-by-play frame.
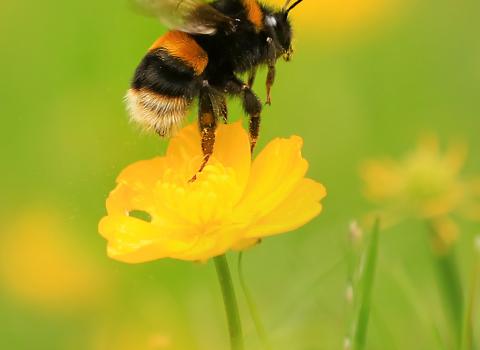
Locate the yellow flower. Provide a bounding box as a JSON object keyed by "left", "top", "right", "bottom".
{"left": 99, "top": 121, "right": 326, "bottom": 263}
{"left": 360, "top": 135, "right": 480, "bottom": 223}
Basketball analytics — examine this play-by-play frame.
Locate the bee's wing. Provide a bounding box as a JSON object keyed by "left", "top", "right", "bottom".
{"left": 133, "top": 0, "right": 233, "bottom": 35}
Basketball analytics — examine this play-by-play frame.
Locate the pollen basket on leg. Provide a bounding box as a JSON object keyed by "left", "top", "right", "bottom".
{"left": 126, "top": 89, "right": 191, "bottom": 137}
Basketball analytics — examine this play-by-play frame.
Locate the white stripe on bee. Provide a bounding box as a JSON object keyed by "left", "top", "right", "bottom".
{"left": 126, "top": 89, "right": 191, "bottom": 137}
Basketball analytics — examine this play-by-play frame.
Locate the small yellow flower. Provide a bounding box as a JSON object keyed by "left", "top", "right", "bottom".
{"left": 360, "top": 135, "right": 480, "bottom": 223}
{"left": 99, "top": 121, "right": 326, "bottom": 263}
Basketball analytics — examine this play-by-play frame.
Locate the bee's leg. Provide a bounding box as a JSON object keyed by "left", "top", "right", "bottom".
{"left": 207, "top": 86, "right": 228, "bottom": 123}
{"left": 244, "top": 88, "right": 262, "bottom": 153}
{"left": 265, "top": 37, "right": 277, "bottom": 105}
{"left": 219, "top": 95, "right": 228, "bottom": 124}
{"left": 248, "top": 67, "right": 257, "bottom": 88}
{"left": 225, "top": 77, "right": 263, "bottom": 152}
{"left": 191, "top": 85, "right": 218, "bottom": 181}
{"left": 266, "top": 65, "right": 276, "bottom": 106}
{"left": 248, "top": 111, "right": 261, "bottom": 153}
{"left": 199, "top": 88, "right": 217, "bottom": 169}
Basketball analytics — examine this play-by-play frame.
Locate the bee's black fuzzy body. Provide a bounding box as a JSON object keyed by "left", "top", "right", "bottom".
{"left": 195, "top": 4, "right": 270, "bottom": 79}
{"left": 127, "top": 0, "right": 299, "bottom": 169}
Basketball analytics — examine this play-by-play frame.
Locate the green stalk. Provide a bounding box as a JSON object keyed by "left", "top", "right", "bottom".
{"left": 434, "top": 251, "right": 463, "bottom": 343}
{"left": 214, "top": 255, "right": 245, "bottom": 350}
{"left": 428, "top": 223, "right": 463, "bottom": 347}
{"left": 460, "top": 237, "right": 480, "bottom": 350}
{"left": 238, "top": 253, "right": 273, "bottom": 350}
{"left": 351, "top": 218, "right": 381, "bottom": 350}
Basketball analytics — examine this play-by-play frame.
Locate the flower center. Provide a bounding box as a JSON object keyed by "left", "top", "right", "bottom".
{"left": 153, "top": 160, "right": 243, "bottom": 231}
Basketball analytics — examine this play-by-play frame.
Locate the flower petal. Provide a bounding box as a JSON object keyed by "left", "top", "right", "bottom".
{"left": 98, "top": 215, "right": 191, "bottom": 263}
{"left": 235, "top": 136, "right": 309, "bottom": 219}
{"left": 105, "top": 158, "right": 169, "bottom": 216}
{"left": 105, "top": 184, "right": 135, "bottom": 215}
{"left": 105, "top": 157, "right": 168, "bottom": 214}
{"left": 244, "top": 178, "right": 326, "bottom": 238}
{"left": 212, "top": 121, "right": 251, "bottom": 191}
{"left": 106, "top": 182, "right": 158, "bottom": 216}
{"left": 360, "top": 159, "right": 402, "bottom": 201}
{"left": 117, "top": 157, "right": 167, "bottom": 188}
{"left": 166, "top": 123, "right": 203, "bottom": 176}
{"left": 172, "top": 224, "right": 247, "bottom": 261}
{"left": 232, "top": 238, "right": 260, "bottom": 251}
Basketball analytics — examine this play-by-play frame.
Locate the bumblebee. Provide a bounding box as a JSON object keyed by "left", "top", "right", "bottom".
{"left": 127, "top": 0, "right": 305, "bottom": 166}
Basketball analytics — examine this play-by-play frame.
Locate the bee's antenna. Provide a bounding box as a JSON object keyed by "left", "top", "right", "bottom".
{"left": 282, "top": 0, "right": 294, "bottom": 11}
{"left": 285, "top": 0, "right": 305, "bottom": 15}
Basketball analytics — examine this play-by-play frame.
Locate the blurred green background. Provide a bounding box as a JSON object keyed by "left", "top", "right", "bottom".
{"left": 1, "top": 0, "right": 479, "bottom": 349}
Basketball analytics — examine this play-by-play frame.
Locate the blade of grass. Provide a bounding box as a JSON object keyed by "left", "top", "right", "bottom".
{"left": 351, "top": 218, "right": 380, "bottom": 350}
{"left": 435, "top": 251, "right": 463, "bottom": 344}
{"left": 428, "top": 222, "right": 464, "bottom": 347}
{"left": 344, "top": 221, "right": 364, "bottom": 349}
{"left": 460, "top": 236, "right": 480, "bottom": 350}
{"left": 237, "top": 253, "right": 273, "bottom": 350}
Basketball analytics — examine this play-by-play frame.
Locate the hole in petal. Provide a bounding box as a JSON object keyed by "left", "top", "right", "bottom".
{"left": 128, "top": 210, "right": 152, "bottom": 222}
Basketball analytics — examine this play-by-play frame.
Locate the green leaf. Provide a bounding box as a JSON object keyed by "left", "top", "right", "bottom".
{"left": 351, "top": 218, "right": 380, "bottom": 350}
{"left": 460, "top": 237, "right": 480, "bottom": 350}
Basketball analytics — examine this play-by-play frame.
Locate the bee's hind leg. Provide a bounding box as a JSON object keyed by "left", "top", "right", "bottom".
{"left": 248, "top": 67, "right": 257, "bottom": 88}
{"left": 219, "top": 94, "right": 228, "bottom": 124}
{"left": 244, "top": 88, "right": 262, "bottom": 153}
{"left": 265, "top": 37, "right": 277, "bottom": 106}
{"left": 225, "top": 77, "right": 263, "bottom": 153}
{"left": 191, "top": 84, "right": 219, "bottom": 182}
{"left": 266, "top": 64, "right": 276, "bottom": 106}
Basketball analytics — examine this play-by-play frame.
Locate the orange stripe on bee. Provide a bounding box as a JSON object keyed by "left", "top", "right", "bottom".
{"left": 149, "top": 31, "right": 208, "bottom": 76}
{"left": 242, "top": 0, "right": 263, "bottom": 31}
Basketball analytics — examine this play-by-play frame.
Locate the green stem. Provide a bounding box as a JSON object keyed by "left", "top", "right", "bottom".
{"left": 214, "top": 255, "right": 244, "bottom": 350}
{"left": 238, "top": 253, "right": 273, "bottom": 350}
{"left": 460, "top": 237, "right": 480, "bottom": 350}
{"left": 435, "top": 252, "right": 463, "bottom": 335}
{"left": 427, "top": 223, "right": 463, "bottom": 347}
{"left": 351, "top": 218, "right": 381, "bottom": 350}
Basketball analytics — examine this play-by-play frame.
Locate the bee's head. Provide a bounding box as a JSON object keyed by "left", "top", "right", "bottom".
{"left": 265, "top": 0, "right": 305, "bottom": 61}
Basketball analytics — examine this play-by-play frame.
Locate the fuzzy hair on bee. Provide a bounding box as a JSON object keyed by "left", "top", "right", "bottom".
{"left": 127, "top": 0, "right": 305, "bottom": 169}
